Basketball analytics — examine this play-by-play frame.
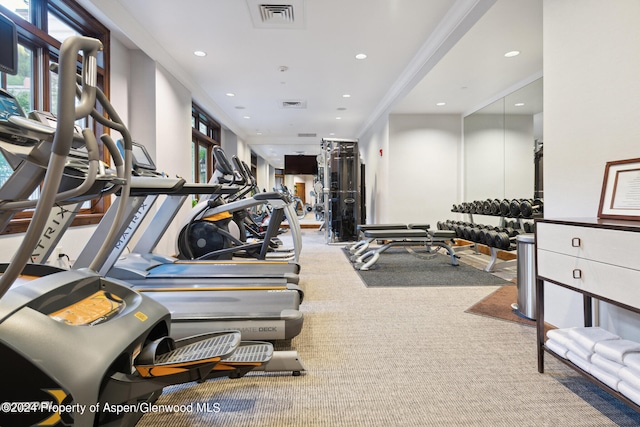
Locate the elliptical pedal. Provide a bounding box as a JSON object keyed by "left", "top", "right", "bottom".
{"left": 225, "top": 341, "right": 273, "bottom": 363}
{"left": 211, "top": 341, "right": 274, "bottom": 379}
{"left": 135, "top": 331, "right": 241, "bottom": 378}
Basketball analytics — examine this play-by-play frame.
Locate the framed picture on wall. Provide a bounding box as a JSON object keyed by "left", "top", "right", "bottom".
{"left": 598, "top": 158, "right": 640, "bottom": 220}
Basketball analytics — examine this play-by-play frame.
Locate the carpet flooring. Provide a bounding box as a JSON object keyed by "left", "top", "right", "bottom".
{"left": 136, "top": 231, "right": 640, "bottom": 426}
{"left": 349, "top": 248, "right": 513, "bottom": 287}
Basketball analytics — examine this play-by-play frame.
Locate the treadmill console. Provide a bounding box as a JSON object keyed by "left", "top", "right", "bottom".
{"left": 0, "top": 88, "right": 25, "bottom": 121}
{"left": 117, "top": 139, "right": 159, "bottom": 176}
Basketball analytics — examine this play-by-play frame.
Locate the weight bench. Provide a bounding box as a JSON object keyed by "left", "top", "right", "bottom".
{"left": 349, "top": 224, "right": 411, "bottom": 254}
{"left": 353, "top": 228, "right": 459, "bottom": 271}
{"left": 349, "top": 223, "right": 430, "bottom": 255}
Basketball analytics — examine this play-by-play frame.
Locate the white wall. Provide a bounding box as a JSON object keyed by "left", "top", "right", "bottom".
{"left": 543, "top": 0, "right": 640, "bottom": 337}
{"left": 153, "top": 64, "right": 193, "bottom": 256}
{"left": 387, "top": 114, "right": 461, "bottom": 225}
{"left": 359, "top": 116, "right": 390, "bottom": 223}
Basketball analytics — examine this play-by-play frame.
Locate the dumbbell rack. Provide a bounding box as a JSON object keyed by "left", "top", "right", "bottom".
{"left": 445, "top": 198, "right": 542, "bottom": 272}
{"left": 451, "top": 222, "right": 518, "bottom": 273}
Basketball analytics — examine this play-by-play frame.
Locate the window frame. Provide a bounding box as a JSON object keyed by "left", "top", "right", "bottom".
{"left": 0, "top": 0, "right": 110, "bottom": 235}
{"left": 191, "top": 102, "right": 221, "bottom": 191}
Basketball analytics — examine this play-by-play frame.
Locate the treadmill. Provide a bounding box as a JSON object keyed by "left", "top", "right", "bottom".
{"left": 76, "top": 141, "right": 301, "bottom": 280}
{"left": 64, "top": 145, "right": 304, "bottom": 341}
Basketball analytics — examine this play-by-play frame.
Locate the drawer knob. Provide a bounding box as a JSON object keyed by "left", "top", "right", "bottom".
{"left": 573, "top": 269, "right": 582, "bottom": 279}
{"left": 572, "top": 237, "right": 581, "bottom": 247}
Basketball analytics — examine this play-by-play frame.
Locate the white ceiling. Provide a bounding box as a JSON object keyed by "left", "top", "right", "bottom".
{"left": 79, "top": 0, "right": 542, "bottom": 168}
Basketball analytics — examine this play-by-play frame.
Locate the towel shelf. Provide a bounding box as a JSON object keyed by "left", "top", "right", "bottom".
{"left": 536, "top": 218, "right": 640, "bottom": 412}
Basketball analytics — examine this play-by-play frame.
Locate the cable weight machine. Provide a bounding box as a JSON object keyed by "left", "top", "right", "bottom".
{"left": 321, "top": 139, "right": 364, "bottom": 243}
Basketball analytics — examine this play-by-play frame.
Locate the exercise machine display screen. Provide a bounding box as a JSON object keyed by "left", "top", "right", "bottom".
{"left": 131, "top": 142, "right": 156, "bottom": 171}
{"left": 116, "top": 140, "right": 156, "bottom": 172}
{"left": 0, "top": 89, "right": 25, "bottom": 121}
{"left": 48, "top": 290, "right": 125, "bottom": 326}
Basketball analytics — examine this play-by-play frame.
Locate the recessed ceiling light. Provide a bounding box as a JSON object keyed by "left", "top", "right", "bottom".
{"left": 514, "top": 103, "right": 525, "bottom": 107}
{"left": 329, "top": 133, "right": 335, "bottom": 136}
{"left": 355, "top": 53, "right": 367, "bottom": 60}
{"left": 194, "top": 51, "right": 207, "bottom": 57}
{"left": 335, "top": 117, "right": 342, "bottom": 120}
{"left": 226, "top": 93, "right": 235, "bottom": 97}
{"left": 436, "top": 102, "right": 446, "bottom": 106}
{"left": 257, "top": 132, "right": 263, "bottom": 135}
{"left": 504, "top": 50, "right": 520, "bottom": 58}
{"left": 243, "top": 116, "right": 251, "bottom": 119}
{"left": 342, "top": 94, "right": 351, "bottom": 98}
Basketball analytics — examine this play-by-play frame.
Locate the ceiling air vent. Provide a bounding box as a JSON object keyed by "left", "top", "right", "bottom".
{"left": 246, "top": 0, "right": 305, "bottom": 29}
{"left": 280, "top": 100, "right": 307, "bottom": 109}
{"left": 297, "top": 133, "right": 316, "bottom": 138}
{"left": 259, "top": 4, "right": 294, "bottom": 23}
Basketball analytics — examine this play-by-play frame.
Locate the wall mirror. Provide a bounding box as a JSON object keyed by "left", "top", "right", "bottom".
{"left": 463, "top": 78, "right": 543, "bottom": 203}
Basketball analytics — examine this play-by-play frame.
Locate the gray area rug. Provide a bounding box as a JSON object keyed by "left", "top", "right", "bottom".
{"left": 347, "top": 248, "right": 512, "bottom": 287}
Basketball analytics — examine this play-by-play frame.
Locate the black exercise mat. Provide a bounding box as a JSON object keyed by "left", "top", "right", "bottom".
{"left": 346, "top": 248, "right": 512, "bottom": 287}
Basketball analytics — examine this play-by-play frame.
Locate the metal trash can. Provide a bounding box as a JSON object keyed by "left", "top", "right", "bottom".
{"left": 512, "top": 233, "right": 536, "bottom": 320}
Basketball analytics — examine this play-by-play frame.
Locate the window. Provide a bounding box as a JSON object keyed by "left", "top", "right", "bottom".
{"left": 191, "top": 103, "right": 221, "bottom": 199}
{"left": 0, "top": 0, "right": 110, "bottom": 234}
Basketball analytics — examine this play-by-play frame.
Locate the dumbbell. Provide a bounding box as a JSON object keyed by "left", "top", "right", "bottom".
{"left": 509, "top": 199, "right": 524, "bottom": 217}
{"left": 470, "top": 227, "right": 487, "bottom": 243}
{"left": 481, "top": 199, "right": 492, "bottom": 215}
{"left": 523, "top": 222, "right": 535, "bottom": 233}
{"left": 483, "top": 230, "right": 499, "bottom": 247}
{"left": 499, "top": 199, "right": 511, "bottom": 216}
{"left": 493, "top": 232, "right": 517, "bottom": 250}
{"left": 502, "top": 227, "right": 523, "bottom": 238}
{"left": 520, "top": 198, "right": 543, "bottom": 218}
{"left": 490, "top": 199, "right": 501, "bottom": 215}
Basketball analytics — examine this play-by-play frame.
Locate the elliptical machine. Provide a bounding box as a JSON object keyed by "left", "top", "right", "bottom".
{"left": 177, "top": 146, "right": 302, "bottom": 261}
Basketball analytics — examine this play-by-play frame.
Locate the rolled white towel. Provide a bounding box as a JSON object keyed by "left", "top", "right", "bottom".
{"left": 590, "top": 365, "right": 621, "bottom": 391}
{"left": 623, "top": 353, "right": 640, "bottom": 374}
{"left": 619, "top": 381, "right": 640, "bottom": 406}
{"left": 546, "top": 339, "right": 569, "bottom": 359}
{"left": 592, "top": 353, "right": 624, "bottom": 377}
{"left": 547, "top": 328, "right": 575, "bottom": 347}
{"left": 594, "top": 339, "right": 640, "bottom": 364}
{"left": 619, "top": 367, "right": 640, "bottom": 391}
{"left": 566, "top": 339, "right": 593, "bottom": 362}
{"left": 567, "top": 351, "right": 592, "bottom": 374}
{"left": 568, "top": 327, "right": 620, "bottom": 352}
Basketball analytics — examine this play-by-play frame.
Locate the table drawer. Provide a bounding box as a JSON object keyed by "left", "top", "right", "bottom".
{"left": 538, "top": 249, "right": 640, "bottom": 308}
{"left": 537, "top": 222, "right": 640, "bottom": 271}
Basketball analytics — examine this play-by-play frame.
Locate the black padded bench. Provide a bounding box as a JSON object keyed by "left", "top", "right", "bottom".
{"left": 352, "top": 228, "right": 458, "bottom": 271}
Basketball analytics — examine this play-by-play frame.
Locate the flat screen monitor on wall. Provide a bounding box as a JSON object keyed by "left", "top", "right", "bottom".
{"left": 284, "top": 155, "right": 318, "bottom": 175}
{"left": 0, "top": 12, "right": 18, "bottom": 75}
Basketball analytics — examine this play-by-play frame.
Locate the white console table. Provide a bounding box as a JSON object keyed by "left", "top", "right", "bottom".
{"left": 536, "top": 217, "right": 640, "bottom": 410}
